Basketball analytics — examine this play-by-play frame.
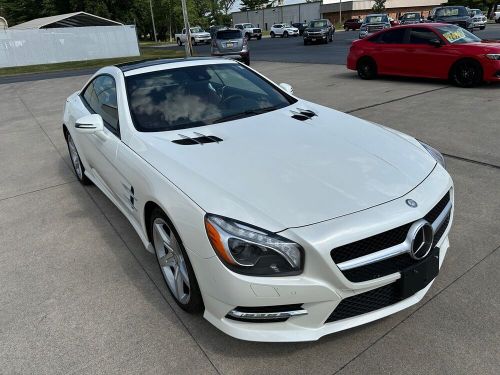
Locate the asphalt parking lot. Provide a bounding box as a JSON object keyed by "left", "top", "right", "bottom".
{"left": 1, "top": 60, "right": 499, "bottom": 373}
{"left": 159, "top": 23, "right": 500, "bottom": 65}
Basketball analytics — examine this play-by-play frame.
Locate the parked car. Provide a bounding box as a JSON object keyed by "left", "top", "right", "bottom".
{"left": 359, "top": 14, "right": 391, "bottom": 39}
{"left": 234, "top": 23, "right": 262, "bottom": 40}
{"left": 63, "top": 57, "right": 453, "bottom": 342}
{"left": 428, "top": 6, "right": 473, "bottom": 32}
{"left": 303, "top": 19, "right": 335, "bottom": 44}
{"left": 270, "top": 23, "right": 300, "bottom": 38}
{"left": 469, "top": 9, "right": 487, "bottom": 30}
{"left": 348, "top": 23, "right": 500, "bottom": 87}
{"left": 494, "top": 7, "right": 500, "bottom": 23}
{"left": 399, "top": 12, "right": 423, "bottom": 25}
{"left": 175, "top": 26, "right": 211, "bottom": 46}
{"left": 211, "top": 28, "right": 250, "bottom": 65}
{"left": 292, "top": 22, "right": 308, "bottom": 35}
{"left": 343, "top": 18, "right": 362, "bottom": 31}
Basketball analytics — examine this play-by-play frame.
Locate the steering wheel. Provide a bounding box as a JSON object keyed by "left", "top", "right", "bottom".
{"left": 221, "top": 94, "right": 245, "bottom": 107}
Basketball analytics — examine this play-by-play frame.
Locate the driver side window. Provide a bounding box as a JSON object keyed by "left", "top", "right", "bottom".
{"left": 82, "top": 75, "right": 119, "bottom": 135}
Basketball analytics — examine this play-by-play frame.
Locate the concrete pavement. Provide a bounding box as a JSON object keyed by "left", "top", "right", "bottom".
{"left": 0, "top": 62, "right": 498, "bottom": 374}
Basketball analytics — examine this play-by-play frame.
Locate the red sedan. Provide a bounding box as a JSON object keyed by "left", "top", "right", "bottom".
{"left": 347, "top": 23, "right": 500, "bottom": 87}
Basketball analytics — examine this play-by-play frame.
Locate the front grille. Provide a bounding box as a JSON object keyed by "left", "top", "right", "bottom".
{"left": 326, "top": 282, "right": 401, "bottom": 322}
{"left": 367, "top": 25, "right": 383, "bottom": 33}
{"left": 331, "top": 192, "right": 451, "bottom": 282}
{"left": 253, "top": 28, "right": 261, "bottom": 33}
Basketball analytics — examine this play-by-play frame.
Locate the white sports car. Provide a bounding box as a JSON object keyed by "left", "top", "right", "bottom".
{"left": 63, "top": 58, "right": 453, "bottom": 342}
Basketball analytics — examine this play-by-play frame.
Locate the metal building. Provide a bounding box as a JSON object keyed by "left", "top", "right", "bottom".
{"left": 9, "top": 11, "right": 123, "bottom": 29}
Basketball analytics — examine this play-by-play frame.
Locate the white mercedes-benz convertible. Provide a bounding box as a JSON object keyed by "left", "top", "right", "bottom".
{"left": 63, "top": 58, "right": 453, "bottom": 342}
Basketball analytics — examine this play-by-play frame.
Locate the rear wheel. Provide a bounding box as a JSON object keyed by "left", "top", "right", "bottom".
{"left": 245, "top": 32, "right": 251, "bottom": 40}
{"left": 177, "top": 38, "right": 182, "bottom": 46}
{"left": 303, "top": 39, "right": 309, "bottom": 45}
{"left": 150, "top": 208, "right": 203, "bottom": 313}
{"left": 257, "top": 35, "right": 262, "bottom": 40}
{"left": 357, "top": 57, "right": 377, "bottom": 80}
{"left": 450, "top": 59, "right": 483, "bottom": 88}
{"left": 191, "top": 37, "right": 196, "bottom": 46}
{"left": 270, "top": 31, "right": 275, "bottom": 38}
{"left": 344, "top": 26, "right": 349, "bottom": 31}
{"left": 283, "top": 31, "right": 289, "bottom": 38}
{"left": 480, "top": 26, "right": 485, "bottom": 30}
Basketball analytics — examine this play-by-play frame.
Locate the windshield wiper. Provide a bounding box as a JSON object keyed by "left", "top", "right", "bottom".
{"left": 212, "top": 105, "right": 281, "bottom": 124}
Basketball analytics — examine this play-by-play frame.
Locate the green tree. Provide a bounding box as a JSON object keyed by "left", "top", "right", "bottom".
{"left": 372, "top": 0, "right": 386, "bottom": 12}
{"left": 240, "top": 0, "right": 267, "bottom": 11}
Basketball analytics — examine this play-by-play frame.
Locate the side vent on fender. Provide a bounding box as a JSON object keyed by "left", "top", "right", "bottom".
{"left": 172, "top": 132, "right": 223, "bottom": 145}
{"left": 290, "top": 108, "right": 317, "bottom": 121}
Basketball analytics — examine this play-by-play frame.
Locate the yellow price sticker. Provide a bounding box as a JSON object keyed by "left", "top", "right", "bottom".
{"left": 442, "top": 29, "right": 465, "bottom": 43}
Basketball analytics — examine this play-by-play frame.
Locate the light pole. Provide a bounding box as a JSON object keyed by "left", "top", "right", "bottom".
{"left": 149, "top": 0, "right": 157, "bottom": 42}
{"left": 181, "top": 0, "right": 193, "bottom": 57}
{"left": 339, "top": 0, "right": 342, "bottom": 25}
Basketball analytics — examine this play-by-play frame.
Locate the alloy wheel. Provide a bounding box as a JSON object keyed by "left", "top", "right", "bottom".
{"left": 153, "top": 218, "right": 191, "bottom": 305}
{"left": 68, "top": 134, "right": 83, "bottom": 180}
{"left": 453, "top": 61, "right": 481, "bottom": 87}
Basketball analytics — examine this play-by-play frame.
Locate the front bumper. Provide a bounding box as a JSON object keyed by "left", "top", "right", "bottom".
{"left": 481, "top": 57, "right": 500, "bottom": 82}
{"left": 189, "top": 166, "right": 454, "bottom": 341}
{"left": 194, "top": 37, "right": 211, "bottom": 43}
{"left": 304, "top": 33, "right": 328, "bottom": 41}
{"left": 473, "top": 20, "right": 487, "bottom": 27}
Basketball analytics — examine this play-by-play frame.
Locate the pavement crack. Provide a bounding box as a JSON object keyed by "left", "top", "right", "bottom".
{"left": 346, "top": 86, "right": 450, "bottom": 114}
{"left": 332, "top": 243, "right": 500, "bottom": 375}
{"left": 0, "top": 181, "right": 76, "bottom": 202}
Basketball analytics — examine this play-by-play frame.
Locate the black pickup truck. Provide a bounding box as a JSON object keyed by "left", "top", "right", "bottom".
{"left": 428, "top": 6, "right": 474, "bottom": 32}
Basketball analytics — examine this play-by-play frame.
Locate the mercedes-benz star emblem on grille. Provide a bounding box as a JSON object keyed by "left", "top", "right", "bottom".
{"left": 409, "top": 220, "right": 434, "bottom": 260}
{"left": 406, "top": 199, "right": 418, "bottom": 208}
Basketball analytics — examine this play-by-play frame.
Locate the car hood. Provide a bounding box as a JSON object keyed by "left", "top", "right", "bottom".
{"left": 307, "top": 27, "right": 328, "bottom": 32}
{"left": 130, "top": 101, "right": 436, "bottom": 231}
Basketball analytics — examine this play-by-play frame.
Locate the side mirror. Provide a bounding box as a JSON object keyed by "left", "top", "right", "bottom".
{"left": 279, "top": 83, "right": 294, "bottom": 95}
{"left": 75, "top": 114, "right": 108, "bottom": 141}
{"left": 428, "top": 38, "right": 442, "bottom": 47}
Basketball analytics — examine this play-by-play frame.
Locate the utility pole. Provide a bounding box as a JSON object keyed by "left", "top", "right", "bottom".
{"left": 181, "top": 0, "right": 193, "bottom": 57}
{"left": 339, "top": 0, "right": 342, "bottom": 25}
{"left": 149, "top": 0, "right": 157, "bottom": 42}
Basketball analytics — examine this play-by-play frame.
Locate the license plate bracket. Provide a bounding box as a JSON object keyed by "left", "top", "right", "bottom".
{"left": 399, "top": 248, "right": 440, "bottom": 299}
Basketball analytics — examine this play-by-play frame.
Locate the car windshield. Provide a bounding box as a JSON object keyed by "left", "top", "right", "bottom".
{"left": 405, "top": 13, "right": 419, "bottom": 19}
{"left": 125, "top": 63, "right": 295, "bottom": 132}
{"left": 190, "top": 27, "right": 204, "bottom": 33}
{"left": 471, "top": 10, "right": 482, "bottom": 16}
{"left": 435, "top": 7, "right": 467, "bottom": 17}
{"left": 309, "top": 20, "right": 327, "bottom": 28}
{"left": 436, "top": 25, "right": 481, "bottom": 44}
{"left": 242, "top": 23, "right": 254, "bottom": 28}
{"left": 216, "top": 30, "right": 241, "bottom": 39}
{"left": 365, "top": 15, "right": 388, "bottom": 24}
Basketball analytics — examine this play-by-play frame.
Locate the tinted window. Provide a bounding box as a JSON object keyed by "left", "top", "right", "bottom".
{"left": 435, "top": 7, "right": 467, "bottom": 17}
{"left": 377, "top": 28, "right": 406, "bottom": 43}
{"left": 125, "top": 63, "right": 296, "bottom": 132}
{"left": 216, "top": 30, "right": 242, "bottom": 39}
{"left": 235, "top": 25, "right": 243, "bottom": 29}
{"left": 365, "top": 15, "right": 389, "bottom": 24}
{"left": 82, "top": 75, "right": 118, "bottom": 133}
{"left": 409, "top": 28, "right": 438, "bottom": 44}
{"left": 309, "top": 20, "right": 327, "bottom": 28}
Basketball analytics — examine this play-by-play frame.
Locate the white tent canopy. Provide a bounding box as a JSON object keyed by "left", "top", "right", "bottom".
{"left": 9, "top": 11, "right": 123, "bottom": 29}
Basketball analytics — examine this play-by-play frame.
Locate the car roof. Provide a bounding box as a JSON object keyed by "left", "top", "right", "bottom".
{"left": 115, "top": 57, "right": 223, "bottom": 73}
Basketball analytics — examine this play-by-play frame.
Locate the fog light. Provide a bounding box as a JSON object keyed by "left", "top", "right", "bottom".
{"left": 226, "top": 304, "right": 307, "bottom": 322}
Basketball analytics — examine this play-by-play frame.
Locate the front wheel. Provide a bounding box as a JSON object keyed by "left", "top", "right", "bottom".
{"left": 176, "top": 38, "right": 182, "bottom": 46}
{"left": 344, "top": 26, "right": 349, "bottom": 31}
{"left": 451, "top": 59, "right": 482, "bottom": 88}
{"left": 303, "top": 39, "right": 309, "bottom": 45}
{"left": 357, "top": 58, "right": 377, "bottom": 80}
{"left": 257, "top": 35, "right": 262, "bottom": 40}
{"left": 191, "top": 38, "right": 197, "bottom": 46}
{"left": 480, "top": 26, "right": 485, "bottom": 30}
{"left": 66, "top": 132, "right": 92, "bottom": 185}
{"left": 151, "top": 209, "right": 204, "bottom": 313}
{"left": 270, "top": 31, "right": 275, "bottom": 38}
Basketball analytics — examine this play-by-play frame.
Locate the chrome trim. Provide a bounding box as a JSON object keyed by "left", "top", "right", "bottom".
{"left": 337, "top": 199, "right": 452, "bottom": 271}
{"left": 227, "top": 309, "right": 308, "bottom": 320}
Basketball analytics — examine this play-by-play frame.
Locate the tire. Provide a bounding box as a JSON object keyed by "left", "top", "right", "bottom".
{"left": 245, "top": 32, "right": 251, "bottom": 40}
{"left": 283, "top": 31, "right": 289, "bottom": 38}
{"left": 150, "top": 208, "right": 204, "bottom": 313}
{"left": 257, "top": 35, "right": 262, "bottom": 40}
{"left": 270, "top": 31, "right": 275, "bottom": 38}
{"left": 243, "top": 56, "right": 250, "bottom": 66}
{"left": 304, "top": 39, "right": 309, "bottom": 45}
{"left": 344, "top": 26, "right": 349, "bottom": 31}
{"left": 176, "top": 38, "right": 182, "bottom": 46}
{"left": 357, "top": 57, "right": 377, "bottom": 80}
{"left": 480, "top": 26, "right": 485, "bottom": 30}
{"left": 66, "top": 132, "right": 92, "bottom": 185}
{"left": 191, "top": 38, "right": 196, "bottom": 46}
{"left": 450, "top": 59, "right": 483, "bottom": 88}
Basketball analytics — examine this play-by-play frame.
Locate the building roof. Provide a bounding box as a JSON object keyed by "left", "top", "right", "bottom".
{"left": 10, "top": 11, "right": 123, "bottom": 29}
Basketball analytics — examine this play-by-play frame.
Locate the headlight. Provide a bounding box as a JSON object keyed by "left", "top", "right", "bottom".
{"left": 485, "top": 54, "right": 500, "bottom": 60}
{"left": 419, "top": 141, "right": 446, "bottom": 169}
{"left": 205, "top": 214, "right": 304, "bottom": 276}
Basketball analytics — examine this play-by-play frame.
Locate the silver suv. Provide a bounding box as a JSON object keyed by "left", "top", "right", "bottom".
{"left": 211, "top": 29, "right": 250, "bottom": 65}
